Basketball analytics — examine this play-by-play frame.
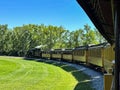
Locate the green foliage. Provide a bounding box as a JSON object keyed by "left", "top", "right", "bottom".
{"left": 0, "top": 24, "right": 106, "bottom": 56}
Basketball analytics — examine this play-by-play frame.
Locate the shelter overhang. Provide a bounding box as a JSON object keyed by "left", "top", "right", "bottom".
{"left": 77, "top": 0, "right": 114, "bottom": 44}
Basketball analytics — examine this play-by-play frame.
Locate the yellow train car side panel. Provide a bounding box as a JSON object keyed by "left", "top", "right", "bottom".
{"left": 73, "top": 55, "right": 86, "bottom": 62}
{"left": 87, "top": 47, "right": 103, "bottom": 67}
{"left": 42, "top": 54, "right": 46, "bottom": 58}
{"left": 52, "top": 54, "right": 61, "bottom": 59}
{"left": 63, "top": 55, "right": 72, "bottom": 61}
{"left": 88, "top": 57, "right": 103, "bottom": 67}
{"left": 42, "top": 54, "right": 50, "bottom": 58}
{"left": 104, "top": 45, "right": 115, "bottom": 73}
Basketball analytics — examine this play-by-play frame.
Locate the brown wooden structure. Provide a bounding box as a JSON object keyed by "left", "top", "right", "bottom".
{"left": 77, "top": 0, "right": 120, "bottom": 90}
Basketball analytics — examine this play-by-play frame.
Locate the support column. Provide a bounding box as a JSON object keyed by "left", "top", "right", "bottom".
{"left": 113, "top": 1, "right": 120, "bottom": 90}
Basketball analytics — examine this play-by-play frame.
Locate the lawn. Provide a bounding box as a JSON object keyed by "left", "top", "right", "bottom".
{"left": 0, "top": 56, "right": 94, "bottom": 90}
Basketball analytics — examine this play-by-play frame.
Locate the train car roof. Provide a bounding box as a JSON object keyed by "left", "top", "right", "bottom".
{"left": 51, "top": 49, "right": 63, "bottom": 52}
{"left": 77, "top": 0, "right": 114, "bottom": 44}
{"left": 74, "top": 46, "right": 87, "bottom": 50}
{"left": 54, "top": 49, "right": 62, "bottom": 50}
{"left": 62, "top": 48, "right": 73, "bottom": 51}
{"left": 88, "top": 43, "right": 108, "bottom": 48}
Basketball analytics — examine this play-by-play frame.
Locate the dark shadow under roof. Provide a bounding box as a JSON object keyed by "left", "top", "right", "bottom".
{"left": 77, "top": 0, "right": 114, "bottom": 44}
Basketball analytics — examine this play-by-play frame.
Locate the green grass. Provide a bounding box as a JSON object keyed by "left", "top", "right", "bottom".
{"left": 0, "top": 56, "right": 94, "bottom": 90}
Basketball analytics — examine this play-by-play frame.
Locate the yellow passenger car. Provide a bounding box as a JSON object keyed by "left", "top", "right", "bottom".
{"left": 87, "top": 43, "right": 105, "bottom": 67}
{"left": 73, "top": 46, "right": 87, "bottom": 63}
{"left": 62, "top": 49, "right": 73, "bottom": 62}
{"left": 42, "top": 51, "right": 51, "bottom": 59}
{"left": 51, "top": 49, "right": 62, "bottom": 60}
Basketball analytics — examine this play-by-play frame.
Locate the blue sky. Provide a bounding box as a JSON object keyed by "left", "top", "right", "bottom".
{"left": 0, "top": 0, "right": 95, "bottom": 31}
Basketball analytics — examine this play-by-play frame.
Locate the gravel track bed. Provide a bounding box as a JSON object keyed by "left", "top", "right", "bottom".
{"left": 30, "top": 58, "right": 103, "bottom": 90}
{"left": 66, "top": 62, "right": 103, "bottom": 90}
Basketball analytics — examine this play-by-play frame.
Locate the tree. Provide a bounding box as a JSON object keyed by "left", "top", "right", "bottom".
{"left": 94, "top": 28, "right": 107, "bottom": 43}
{"left": 0, "top": 24, "right": 8, "bottom": 54}
{"left": 0, "top": 23, "right": 106, "bottom": 56}
{"left": 83, "top": 24, "right": 97, "bottom": 45}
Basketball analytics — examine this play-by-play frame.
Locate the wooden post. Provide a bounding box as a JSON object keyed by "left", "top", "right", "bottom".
{"left": 101, "top": 46, "right": 105, "bottom": 72}
{"left": 104, "top": 74, "right": 113, "bottom": 90}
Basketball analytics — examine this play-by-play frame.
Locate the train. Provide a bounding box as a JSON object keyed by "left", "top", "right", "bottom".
{"left": 26, "top": 42, "right": 115, "bottom": 73}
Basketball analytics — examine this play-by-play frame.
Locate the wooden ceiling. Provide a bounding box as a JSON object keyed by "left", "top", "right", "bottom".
{"left": 77, "top": 0, "right": 114, "bottom": 44}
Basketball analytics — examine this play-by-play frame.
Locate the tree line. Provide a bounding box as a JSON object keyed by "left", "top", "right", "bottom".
{"left": 0, "top": 24, "right": 106, "bottom": 56}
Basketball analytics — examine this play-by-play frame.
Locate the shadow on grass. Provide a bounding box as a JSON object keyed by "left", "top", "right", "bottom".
{"left": 24, "top": 58, "right": 95, "bottom": 90}
{"left": 60, "top": 65, "right": 95, "bottom": 90}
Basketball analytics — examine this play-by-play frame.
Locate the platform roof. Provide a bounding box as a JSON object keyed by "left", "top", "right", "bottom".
{"left": 77, "top": 0, "right": 114, "bottom": 44}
